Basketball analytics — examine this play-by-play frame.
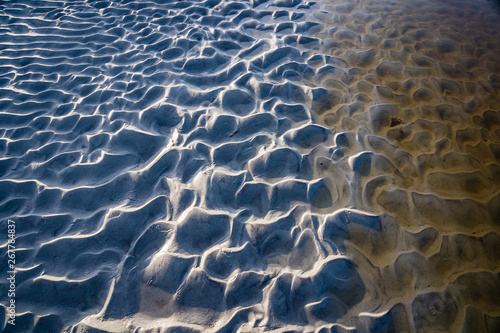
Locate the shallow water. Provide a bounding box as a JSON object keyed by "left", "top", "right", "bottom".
{"left": 0, "top": 0, "right": 499, "bottom": 332}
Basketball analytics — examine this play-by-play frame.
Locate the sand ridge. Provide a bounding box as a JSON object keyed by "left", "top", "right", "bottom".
{"left": 0, "top": 0, "right": 499, "bottom": 332}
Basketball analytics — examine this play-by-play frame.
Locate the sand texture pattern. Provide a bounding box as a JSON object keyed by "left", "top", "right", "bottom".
{"left": 0, "top": 0, "right": 500, "bottom": 332}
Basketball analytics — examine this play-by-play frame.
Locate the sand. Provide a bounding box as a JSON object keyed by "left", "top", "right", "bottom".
{"left": 0, "top": 0, "right": 499, "bottom": 332}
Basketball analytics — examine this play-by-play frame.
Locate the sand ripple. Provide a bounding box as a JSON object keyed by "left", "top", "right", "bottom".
{"left": 0, "top": 0, "right": 500, "bottom": 332}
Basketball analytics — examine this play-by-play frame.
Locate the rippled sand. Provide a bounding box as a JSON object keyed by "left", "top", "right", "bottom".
{"left": 0, "top": 0, "right": 499, "bottom": 332}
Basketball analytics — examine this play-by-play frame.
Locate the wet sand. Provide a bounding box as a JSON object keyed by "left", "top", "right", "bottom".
{"left": 0, "top": 0, "right": 499, "bottom": 332}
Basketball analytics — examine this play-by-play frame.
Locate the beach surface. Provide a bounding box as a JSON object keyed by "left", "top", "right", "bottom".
{"left": 1, "top": 0, "right": 500, "bottom": 332}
